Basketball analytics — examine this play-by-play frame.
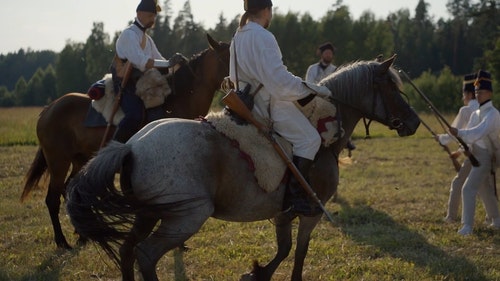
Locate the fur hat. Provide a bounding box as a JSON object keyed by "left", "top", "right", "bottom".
{"left": 474, "top": 70, "right": 493, "bottom": 91}
{"left": 463, "top": 73, "right": 477, "bottom": 93}
{"left": 244, "top": 0, "right": 273, "bottom": 12}
{"left": 137, "top": 0, "right": 161, "bottom": 14}
{"left": 318, "top": 42, "right": 335, "bottom": 55}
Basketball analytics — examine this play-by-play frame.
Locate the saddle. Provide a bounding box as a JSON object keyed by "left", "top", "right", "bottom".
{"left": 205, "top": 96, "right": 342, "bottom": 192}
{"left": 84, "top": 69, "right": 171, "bottom": 127}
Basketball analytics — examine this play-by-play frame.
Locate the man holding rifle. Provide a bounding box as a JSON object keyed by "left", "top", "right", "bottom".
{"left": 449, "top": 70, "right": 500, "bottom": 235}
{"left": 437, "top": 73, "right": 479, "bottom": 223}
{"left": 230, "top": 0, "right": 332, "bottom": 216}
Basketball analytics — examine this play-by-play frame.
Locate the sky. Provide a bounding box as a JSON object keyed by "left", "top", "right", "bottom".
{"left": 0, "top": 0, "right": 450, "bottom": 55}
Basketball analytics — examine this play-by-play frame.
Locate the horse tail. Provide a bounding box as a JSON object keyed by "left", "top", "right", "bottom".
{"left": 21, "top": 147, "right": 47, "bottom": 202}
{"left": 66, "top": 141, "right": 136, "bottom": 265}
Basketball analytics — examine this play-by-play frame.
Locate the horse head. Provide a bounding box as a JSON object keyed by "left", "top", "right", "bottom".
{"left": 165, "top": 34, "right": 230, "bottom": 119}
{"left": 321, "top": 55, "right": 420, "bottom": 137}
{"left": 371, "top": 55, "right": 420, "bottom": 136}
{"left": 206, "top": 33, "right": 231, "bottom": 87}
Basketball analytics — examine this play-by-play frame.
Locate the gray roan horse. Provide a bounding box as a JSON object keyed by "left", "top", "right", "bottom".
{"left": 21, "top": 34, "right": 229, "bottom": 249}
{"left": 66, "top": 55, "right": 420, "bottom": 281}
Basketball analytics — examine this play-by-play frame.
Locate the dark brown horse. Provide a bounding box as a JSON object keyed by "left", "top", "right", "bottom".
{"left": 21, "top": 34, "right": 230, "bottom": 249}
{"left": 66, "top": 56, "right": 421, "bottom": 281}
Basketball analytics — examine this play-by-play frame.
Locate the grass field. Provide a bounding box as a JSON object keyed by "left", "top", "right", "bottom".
{"left": 0, "top": 107, "right": 499, "bottom": 280}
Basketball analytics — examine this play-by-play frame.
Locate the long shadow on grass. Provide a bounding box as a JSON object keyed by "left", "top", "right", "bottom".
{"left": 334, "top": 197, "right": 488, "bottom": 280}
{"left": 1, "top": 248, "right": 79, "bottom": 281}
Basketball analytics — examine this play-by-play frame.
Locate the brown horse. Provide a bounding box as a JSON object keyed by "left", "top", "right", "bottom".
{"left": 66, "top": 56, "right": 421, "bottom": 281}
{"left": 21, "top": 34, "right": 230, "bottom": 249}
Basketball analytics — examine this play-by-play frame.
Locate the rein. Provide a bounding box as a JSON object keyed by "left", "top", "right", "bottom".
{"left": 330, "top": 66, "right": 405, "bottom": 138}
{"left": 372, "top": 72, "right": 405, "bottom": 130}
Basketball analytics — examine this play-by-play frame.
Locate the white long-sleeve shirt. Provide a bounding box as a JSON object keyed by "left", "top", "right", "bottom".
{"left": 305, "top": 62, "right": 336, "bottom": 84}
{"left": 438, "top": 99, "right": 479, "bottom": 145}
{"left": 458, "top": 100, "right": 500, "bottom": 151}
{"left": 229, "top": 21, "right": 312, "bottom": 118}
{"left": 229, "top": 21, "right": 321, "bottom": 159}
{"left": 115, "top": 18, "right": 165, "bottom": 72}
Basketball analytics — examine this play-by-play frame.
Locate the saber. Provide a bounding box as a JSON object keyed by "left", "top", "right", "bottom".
{"left": 399, "top": 69, "right": 479, "bottom": 167}
{"left": 100, "top": 61, "right": 132, "bottom": 148}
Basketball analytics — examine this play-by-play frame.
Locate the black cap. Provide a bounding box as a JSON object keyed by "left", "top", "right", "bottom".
{"left": 244, "top": 0, "right": 273, "bottom": 12}
{"left": 463, "top": 73, "right": 477, "bottom": 93}
{"left": 137, "top": 0, "right": 161, "bottom": 14}
{"left": 318, "top": 42, "right": 335, "bottom": 54}
{"left": 474, "top": 70, "right": 493, "bottom": 91}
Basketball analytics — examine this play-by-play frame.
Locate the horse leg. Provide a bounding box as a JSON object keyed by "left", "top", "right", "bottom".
{"left": 120, "top": 214, "right": 159, "bottom": 281}
{"left": 45, "top": 161, "right": 72, "bottom": 249}
{"left": 67, "top": 159, "right": 90, "bottom": 246}
{"left": 135, "top": 199, "right": 213, "bottom": 281}
{"left": 246, "top": 214, "right": 294, "bottom": 281}
{"left": 290, "top": 215, "right": 322, "bottom": 281}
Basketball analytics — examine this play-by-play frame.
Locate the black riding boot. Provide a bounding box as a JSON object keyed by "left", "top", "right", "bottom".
{"left": 146, "top": 106, "right": 165, "bottom": 123}
{"left": 112, "top": 126, "right": 137, "bottom": 143}
{"left": 283, "top": 156, "right": 322, "bottom": 216}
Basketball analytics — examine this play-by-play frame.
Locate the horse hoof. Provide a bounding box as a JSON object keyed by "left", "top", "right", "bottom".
{"left": 178, "top": 243, "right": 190, "bottom": 252}
{"left": 76, "top": 237, "right": 88, "bottom": 247}
{"left": 240, "top": 273, "right": 256, "bottom": 281}
{"left": 56, "top": 242, "right": 73, "bottom": 250}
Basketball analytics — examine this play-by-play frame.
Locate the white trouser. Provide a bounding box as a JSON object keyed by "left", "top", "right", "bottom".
{"left": 461, "top": 146, "right": 500, "bottom": 227}
{"left": 448, "top": 158, "right": 493, "bottom": 221}
{"left": 270, "top": 100, "right": 321, "bottom": 160}
{"left": 447, "top": 159, "right": 471, "bottom": 219}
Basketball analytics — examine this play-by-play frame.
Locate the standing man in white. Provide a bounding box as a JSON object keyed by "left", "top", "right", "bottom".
{"left": 450, "top": 70, "right": 500, "bottom": 235}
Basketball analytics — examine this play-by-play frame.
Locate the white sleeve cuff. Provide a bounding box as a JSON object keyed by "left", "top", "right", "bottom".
{"left": 153, "top": 59, "right": 170, "bottom": 68}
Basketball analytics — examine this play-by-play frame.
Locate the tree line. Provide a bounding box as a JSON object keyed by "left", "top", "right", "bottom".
{"left": 0, "top": 0, "right": 498, "bottom": 112}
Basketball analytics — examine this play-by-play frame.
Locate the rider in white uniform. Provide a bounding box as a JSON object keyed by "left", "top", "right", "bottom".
{"left": 230, "top": 0, "right": 332, "bottom": 216}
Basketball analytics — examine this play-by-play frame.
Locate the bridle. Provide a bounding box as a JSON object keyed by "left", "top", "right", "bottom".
{"left": 215, "top": 43, "right": 231, "bottom": 76}
{"left": 168, "top": 44, "right": 230, "bottom": 96}
{"left": 363, "top": 66, "right": 408, "bottom": 138}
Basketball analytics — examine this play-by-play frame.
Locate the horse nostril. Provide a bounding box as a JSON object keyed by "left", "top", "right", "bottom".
{"left": 391, "top": 118, "right": 403, "bottom": 129}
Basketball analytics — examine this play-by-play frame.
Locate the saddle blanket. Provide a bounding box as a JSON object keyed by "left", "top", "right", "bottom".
{"left": 85, "top": 69, "right": 171, "bottom": 126}
{"left": 205, "top": 96, "right": 342, "bottom": 192}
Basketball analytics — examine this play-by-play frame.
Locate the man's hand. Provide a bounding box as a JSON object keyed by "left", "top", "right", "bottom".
{"left": 168, "top": 53, "right": 188, "bottom": 66}
{"left": 302, "top": 81, "right": 332, "bottom": 99}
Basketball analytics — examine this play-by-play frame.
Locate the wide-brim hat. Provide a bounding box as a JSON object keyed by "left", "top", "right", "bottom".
{"left": 137, "top": 0, "right": 161, "bottom": 14}
{"left": 474, "top": 70, "right": 493, "bottom": 91}
{"left": 244, "top": 0, "right": 273, "bottom": 12}
{"left": 463, "top": 73, "right": 477, "bottom": 93}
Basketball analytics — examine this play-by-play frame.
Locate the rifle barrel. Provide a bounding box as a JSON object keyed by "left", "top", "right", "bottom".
{"left": 399, "top": 69, "right": 479, "bottom": 167}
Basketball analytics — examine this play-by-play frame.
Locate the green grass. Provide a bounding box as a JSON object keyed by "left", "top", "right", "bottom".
{"left": 0, "top": 107, "right": 41, "bottom": 146}
{"left": 0, "top": 108, "right": 499, "bottom": 280}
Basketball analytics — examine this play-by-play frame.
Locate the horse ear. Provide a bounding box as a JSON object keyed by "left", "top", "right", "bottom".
{"left": 379, "top": 54, "right": 396, "bottom": 72}
{"left": 206, "top": 33, "right": 221, "bottom": 50}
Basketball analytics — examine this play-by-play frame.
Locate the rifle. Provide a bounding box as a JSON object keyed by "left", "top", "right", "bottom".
{"left": 222, "top": 89, "right": 336, "bottom": 225}
{"left": 399, "top": 69, "right": 480, "bottom": 167}
{"left": 100, "top": 61, "right": 133, "bottom": 148}
{"left": 418, "top": 115, "right": 462, "bottom": 172}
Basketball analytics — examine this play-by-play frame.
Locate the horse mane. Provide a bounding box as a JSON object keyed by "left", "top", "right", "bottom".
{"left": 168, "top": 49, "right": 210, "bottom": 96}
{"left": 320, "top": 60, "right": 402, "bottom": 105}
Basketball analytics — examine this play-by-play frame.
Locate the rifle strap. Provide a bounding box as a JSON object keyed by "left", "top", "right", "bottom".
{"left": 231, "top": 37, "right": 263, "bottom": 96}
